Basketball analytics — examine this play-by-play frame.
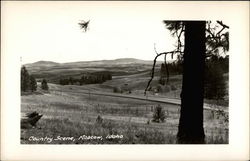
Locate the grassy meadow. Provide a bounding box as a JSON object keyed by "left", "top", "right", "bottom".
{"left": 21, "top": 82, "right": 229, "bottom": 144}
{"left": 21, "top": 59, "right": 229, "bottom": 144}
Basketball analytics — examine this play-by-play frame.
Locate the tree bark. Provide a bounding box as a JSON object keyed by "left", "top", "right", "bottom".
{"left": 177, "top": 21, "right": 206, "bottom": 144}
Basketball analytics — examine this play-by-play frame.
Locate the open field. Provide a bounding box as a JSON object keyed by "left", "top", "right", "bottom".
{"left": 21, "top": 83, "right": 229, "bottom": 144}
{"left": 21, "top": 58, "right": 229, "bottom": 144}
{"left": 25, "top": 59, "right": 229, "bottom": 107}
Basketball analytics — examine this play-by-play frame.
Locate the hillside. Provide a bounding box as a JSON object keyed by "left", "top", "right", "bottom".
{"left": 25, "top": 61, "right": 60, "bottom": 67}
{"left": 24, "top": 58, "right": 166, "bottom": 83}
{"left": 25, "top": 58, "right": 160, "bottom": 68}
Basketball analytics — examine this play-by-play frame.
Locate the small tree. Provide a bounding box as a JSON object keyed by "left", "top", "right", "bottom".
{"left": 21, "top": 66, "right": 30, "bottom": 92}
{"left": 29, "top": 75, "right": 37, "bottom": 92}
{"left": 152, "top": 104, "right": 166, "bottom": 123}
{"left": 96, "top": 115, "right": 103, "bottom": 124}
{"left": 41, "top": 79, "right": 49, "bottom": 90}
{"left": 113, "top": 86, "right": 122, "bottom": 93}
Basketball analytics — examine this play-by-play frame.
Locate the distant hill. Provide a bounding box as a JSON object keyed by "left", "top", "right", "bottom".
{"left": 25, "top": 58, "right": 164, "bottom": 68}
{"left": 25, "top": 61, "right": 60, "bottom": 67}
{"left": 111, "top": 58, "right": 153, "bottom": 64}
{"left": 24, "top": 58, "right": 169, "bottom": 83}
{"left": 61, "top": 58, "right": 156, "bottom": 67}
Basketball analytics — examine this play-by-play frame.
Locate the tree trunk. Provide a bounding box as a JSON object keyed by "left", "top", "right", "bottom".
{"left": 177, "top": 21, "right": 206, "bottom": 144}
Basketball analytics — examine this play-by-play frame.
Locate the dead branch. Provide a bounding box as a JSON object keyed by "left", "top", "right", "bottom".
{"left": 216, "top": 21, "right": 229, "bottom": 29}
{"left": 145, "top": 24, "right": 184, "bottom": 95}
{"left": 206, "top": 21, "right": 229, "bottom": 42}
{"left": 145, "top": 21, "right": 229, "bottom": 94}
{"left": 144, "top": 49, "right": 182, "bottom": 95}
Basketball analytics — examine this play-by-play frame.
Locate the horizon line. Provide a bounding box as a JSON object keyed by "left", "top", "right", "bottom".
{"left": 22, "top": 57, "right": 174, "bottom": 65}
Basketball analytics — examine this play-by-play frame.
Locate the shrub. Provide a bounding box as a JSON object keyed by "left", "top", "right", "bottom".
{"left": 159, "top": 78, "right": 167, "bottom": 85}
{"left": 113, "top": 86, "right": 122, "bottom": 93}
{"left": 215, "top": 109, "right": 229, "bottom": 123}
{"left": 96, "top": 115, "right": 103, "bottom": 124}
{"left": 164, "top": 85, "right": 171, "bottom": 92}
{"left": 41, "top": 79, "right": 49, "bottom": 90}
{"left": 157, "top": 85, "right": 171, "bottom": 93}
{"left": 156, "top": 85, "right": 163, "bottom": 93}
{"left": 59, "top": 78, "right": 69, "bottom": 85}
{"left": 152, "top": 104, "right": 166, "bottom": 123}
{"left": 170, "top": 85, "right": 177, "bottom": 91}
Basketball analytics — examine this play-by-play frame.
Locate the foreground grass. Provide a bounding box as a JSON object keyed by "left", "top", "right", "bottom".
{"left": 21, "top": 83, "right": 228, "bottom": 144}
{"left": 21, "top": 118, "right": 176, "bottom": 144}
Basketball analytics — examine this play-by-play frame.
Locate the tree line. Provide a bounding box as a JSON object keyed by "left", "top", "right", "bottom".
{"left": 21, "top": 66, "right": 49, "bottom": 92}
{"left": 159, "top": 55, "right": 228, "bottom": 78}
{"left": 204, "top": 55, "right": 228, "bottom": 100}
{"left": 159, "top": 55, "right": 228, "bottom": 100}
{"left": 59, "top": 72, "right": 112, "bottom": 85}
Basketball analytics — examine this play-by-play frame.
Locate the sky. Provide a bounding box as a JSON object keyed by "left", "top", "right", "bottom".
{"left": 2, "top": 1, "right": 179, "bottom": 64}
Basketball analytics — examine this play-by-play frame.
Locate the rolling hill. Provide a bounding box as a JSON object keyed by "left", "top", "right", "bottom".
{"left": 25, "top": 61, "right": 60, "bottom": 68}
{"left": 24, "top": 58, "right": 166, "bottom": 83}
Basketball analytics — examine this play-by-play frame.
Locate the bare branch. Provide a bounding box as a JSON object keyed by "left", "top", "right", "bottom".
{"left": 176, "top": 24, "right": 185, "bottom": 52}
{"left": 216, "top": 21, "right": 229, "bottom": 37}
{"left": 145, "top": 40, "right": 184, "bottom": 95}
{"left": 144, "top": 50, "right": 180, "bottom": 95}
{"left": 206, "top": 21, "right": 229, "bottom": 56}
{"left": 216, "top": 21, "right": 229, "bottom": 29}
{"left": 145, "top": 20, "right": 229, "bottom": 95}
{"left": 154, "top": 43, "right": 159, "bottom": 55}
{"left": 144, "top": 54, "right": 160, "bottom": 95}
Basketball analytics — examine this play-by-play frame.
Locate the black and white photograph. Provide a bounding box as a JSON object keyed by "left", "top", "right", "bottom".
{"left": 20, "top": 19, "right": 229, "bottom": 144}
{"left": 1, "top": 1, "right": 249, "bottom": 160}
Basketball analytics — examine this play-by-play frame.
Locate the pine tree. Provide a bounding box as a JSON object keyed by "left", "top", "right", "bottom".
{"left": 29, "top": 75, "right": 37, "bottom": 92}
{"left": 21, "top": 66, "right": 30, "bottom": 92}
{"left": 41, "top": 79, "right": 49, "bottom": 90}
{"left": 161, "top": 21, "right": 229, "bottom": 143}
{"left": 177, "top": 21, "right": 206, "bottom": 143}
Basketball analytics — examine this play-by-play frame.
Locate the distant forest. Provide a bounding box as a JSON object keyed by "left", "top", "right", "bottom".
{"left": 159, "top": 54, "right": 229, "bottom": 100}
{"left": 160, "top": 54, "right": 228, "bottom": 77}
{"left": 59, "top": 71, "right": 112, "bottom": 85}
